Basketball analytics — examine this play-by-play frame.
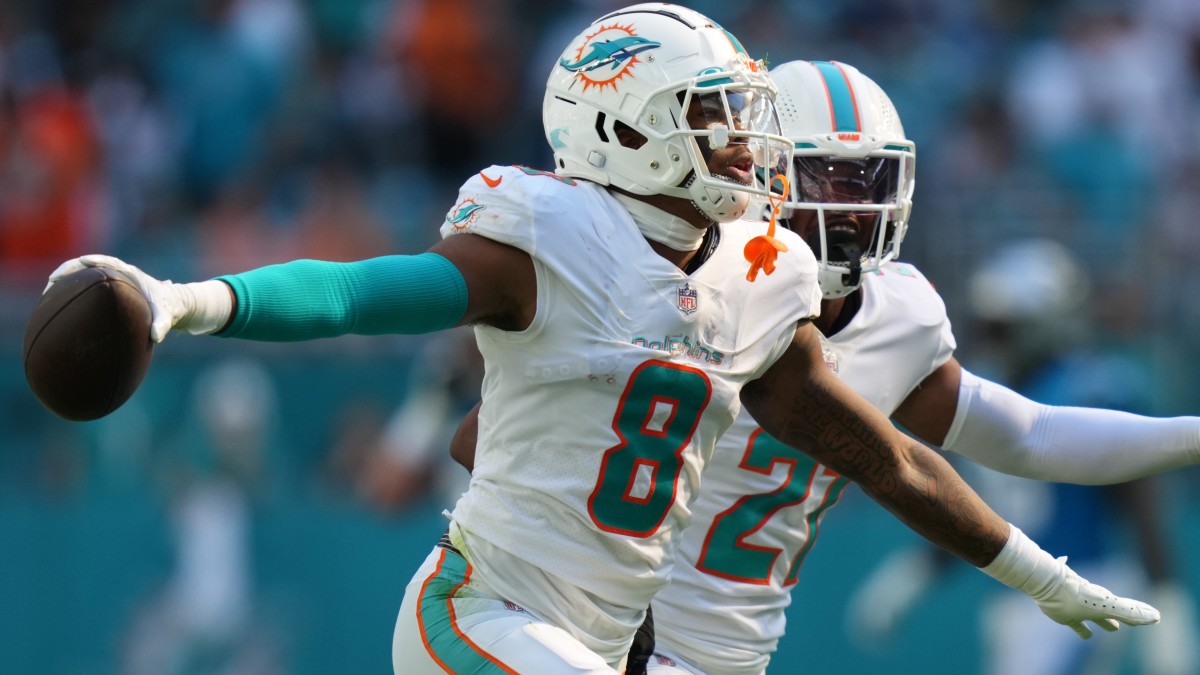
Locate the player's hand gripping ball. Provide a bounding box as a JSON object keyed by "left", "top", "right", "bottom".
{"left": 23, "top": 266, "right": 154, "bottom": 421}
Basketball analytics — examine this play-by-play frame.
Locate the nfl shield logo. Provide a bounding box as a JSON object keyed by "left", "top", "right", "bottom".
{"left": 821, "top": 344, "right": 840, "bottom": 374}
{"left": 677, "top": 284, "right": 698, "bottom": 314}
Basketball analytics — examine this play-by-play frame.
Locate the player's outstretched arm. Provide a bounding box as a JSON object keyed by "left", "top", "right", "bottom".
{"left": 741, "top": 323, "right": 1161, "bottom": 638}
{"left": 45, "top": 235, "right": 536, "bottom": 343}
{"left": 895, "top": 362, "right": 1200, "bottom": 485}
{"left": 742, "top": 323, "right": 1007, "bottom": 564}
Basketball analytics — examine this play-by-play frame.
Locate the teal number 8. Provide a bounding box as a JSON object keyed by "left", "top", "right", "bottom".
{"left": 588, "top": 360, "right": 712, "bottom": 537}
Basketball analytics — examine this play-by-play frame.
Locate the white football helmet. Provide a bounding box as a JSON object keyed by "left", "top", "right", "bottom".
{"left": 543, "top": 3, "right": 791, "bottom": 223}
{"left": 769, "top": 60, "right": 916, "bottom": 298}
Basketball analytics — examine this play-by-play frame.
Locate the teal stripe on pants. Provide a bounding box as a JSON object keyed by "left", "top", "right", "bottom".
{"left": 418, "top": 550, "right": 513, "bottom": 674}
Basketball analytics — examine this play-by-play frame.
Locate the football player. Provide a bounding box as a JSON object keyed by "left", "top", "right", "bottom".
{"left": 642, "top": 60, "right": 1200, "bottom": 674}
{"left": 46, "top": 11, "right": 1158, "bottom": 675}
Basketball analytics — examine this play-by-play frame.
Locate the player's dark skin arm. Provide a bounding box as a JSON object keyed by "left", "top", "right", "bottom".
{"left": 429, "top": 232, "right": 538, "bottom": 331}
{"left": 450, "top": 400, "right": 482, "bottom": 472}
{"left": 891, "top": 358, "right": 962, "bottom": 446}
{"left": 741, "top": 323, "right": 1008, "bottom": 566}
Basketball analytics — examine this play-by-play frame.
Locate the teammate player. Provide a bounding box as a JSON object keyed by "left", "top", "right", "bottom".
{"left": 46, "top": 8, "right": 1158, "bottom": 675}
{"left": 638, "top": 61, "right": 1200, "bottom": 674}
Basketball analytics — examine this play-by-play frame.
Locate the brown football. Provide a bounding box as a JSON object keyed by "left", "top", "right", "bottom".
{"left": 23, "top": 266, "right": 154, "bottom": 421}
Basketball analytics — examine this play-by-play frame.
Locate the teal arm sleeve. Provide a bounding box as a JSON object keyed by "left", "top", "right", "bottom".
{"left": 215, "top": 253, "right": 468, "bottom": 341}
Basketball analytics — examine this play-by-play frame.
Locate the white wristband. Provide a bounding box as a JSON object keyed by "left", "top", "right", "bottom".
{"left": 979, "top": 525, "right": 1064, "bottom": 600}
{"left": 174, "top": 279, "right": 234, "bottom": 335}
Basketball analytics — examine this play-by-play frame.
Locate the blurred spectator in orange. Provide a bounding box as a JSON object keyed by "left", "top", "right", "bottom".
{"left": 388, "top": 0, "right": 521, "bottom": 176}
{"left": 0, "top": 75, "right": 104, "bottom": 275}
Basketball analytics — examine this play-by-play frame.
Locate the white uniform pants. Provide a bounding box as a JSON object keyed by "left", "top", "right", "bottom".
{"left": 392, "top": 545, "right": 623, "bottom": 674}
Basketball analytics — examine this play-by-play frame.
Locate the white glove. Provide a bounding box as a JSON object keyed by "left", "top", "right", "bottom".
{"left": 46, "top": 254, "right": 232, "bottom": 343}
{"left": 981, "top": 526, "right": 1160, "bottom": 639}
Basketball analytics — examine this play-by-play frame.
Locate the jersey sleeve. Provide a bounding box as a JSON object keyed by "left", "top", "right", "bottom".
{"left": 440, "top": 165, "right": 579, "bottom": 259}
{"left": 908, "top": 263, "right": 955, "bottom": 369}
{"left": 739, "top": 224, "right": 822, "bottom": 380}
{"left": 892, "top": 262, "right": 956, "bottom": 373}
{"left": 779, "top": 226, "right": 823, "bottom": 322}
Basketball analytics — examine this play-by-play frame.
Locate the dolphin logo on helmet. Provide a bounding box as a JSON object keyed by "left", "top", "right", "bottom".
{"left": 559, "top": 35, "right": 662, "bottom": 73}
{"left": 560, "top": 23, "right": 662, "bottom": 93}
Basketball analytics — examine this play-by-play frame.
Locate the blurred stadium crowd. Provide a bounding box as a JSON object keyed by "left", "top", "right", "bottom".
{"left": 1, "top": 0, "right": 1199, "bottom": 338}
{"left": 2, "top": 0, "right": 1200, "bottom": 673}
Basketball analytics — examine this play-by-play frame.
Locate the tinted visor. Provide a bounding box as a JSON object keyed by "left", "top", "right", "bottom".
{"left": 793, "top": 156, "right": 899, "bottom": 205}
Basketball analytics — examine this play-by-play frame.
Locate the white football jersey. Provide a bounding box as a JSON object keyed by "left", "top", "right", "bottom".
{"left": 440, "top": 165, "right": 821, "bottom": 659}
{"left": 652, "top": 261, "right": 956, "bottom": 674}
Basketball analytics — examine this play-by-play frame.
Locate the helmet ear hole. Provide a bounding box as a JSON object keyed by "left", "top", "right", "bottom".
{"left": 614, "top": 120, "right": 648, "bottom": 150}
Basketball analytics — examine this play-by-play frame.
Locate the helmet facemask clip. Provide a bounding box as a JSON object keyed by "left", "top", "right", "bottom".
{"left": 825, "top": 227, "right": 863, "bottom": 290}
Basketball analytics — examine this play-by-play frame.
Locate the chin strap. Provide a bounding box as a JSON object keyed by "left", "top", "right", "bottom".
{"left": 826, "top": 229, "right": 863, "bottom": 290}
{"left": 744, "top": 174, "right": 790, "bottom": 282}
